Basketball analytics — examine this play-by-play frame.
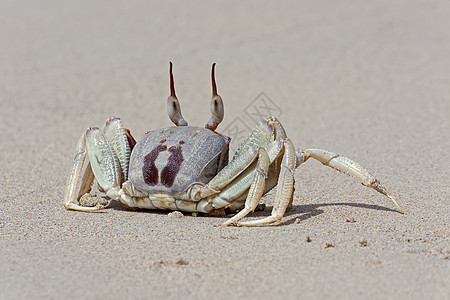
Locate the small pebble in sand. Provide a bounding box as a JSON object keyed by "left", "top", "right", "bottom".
{"left": 192, "top": 212, "right": 198, "bottom": 217}
{"left": 306, "top": 236, "right": 312, "bottom": 242}
{"left": 168, "top": 211, "right": 184, "bottom": 218}
{"left": 345, "top": 218, "right": 356, "bottom": 223}
{"left": 176, "top": 258, "right": 188, "bottom": 265}
{"left": 325, "top": 242, "right": 335, "bottom": 248}
{"left": 359, "top": 238, "right": 368, "bottom": 247}
{"left": 79, "top": 193, "right": 109, "bottom": 207}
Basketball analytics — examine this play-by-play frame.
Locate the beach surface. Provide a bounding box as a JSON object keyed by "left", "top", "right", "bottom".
{"left": 1, "top": 1, "right": 449, "bottom": 299}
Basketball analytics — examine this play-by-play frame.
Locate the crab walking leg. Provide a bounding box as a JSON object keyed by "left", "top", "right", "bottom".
{"left": 198, "top": 118, "right": 282, "bottom": 199}
{"left": 196, "top": 146, "right": 265, "bottom": 212}
{"left": 196, "top": 145, "right": 263, "bottom": 200}
{"left": 237, "top": 139, "right": 297, "bottom": 226}
{"left": 64, "top": 133, "right": 104, "bottom": 211}
{"left": 220, "top": 148, "right": 270, "bottom": 226}
{"left": 303, "top": 148, "right": 403, "bottom": 213}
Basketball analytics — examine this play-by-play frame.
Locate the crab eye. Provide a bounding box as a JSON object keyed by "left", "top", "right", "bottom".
{"left": 167, "top": 62, "right": 188, "bottom": 126}
{"left": 205, "top": 63, "right": 224, "bottom": 131}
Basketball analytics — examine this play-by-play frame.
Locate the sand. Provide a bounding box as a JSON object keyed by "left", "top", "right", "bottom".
{"left": 1, "top": 1, "right": 449, "bottom": 299}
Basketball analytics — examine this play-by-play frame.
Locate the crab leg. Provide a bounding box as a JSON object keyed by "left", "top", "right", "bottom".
{"left": 64, "top": 132, "right": 105, "bottom": 211}
{"left": 196, "top": 145, "right": 266, "bottom": 213}
{"left": 199, "top": 118, "right": 285, "bottom": 199}
{"left": 236, "top": 138, "right": 297, "bottom": 226}
{"left": 218, "top": 139, "right": 291, "bottom": 225}
{"left": 302, "top": 148, "right": 403, "bottom": 213}
{"left": 220, "top": 147, "right": 270, "bottom": 226}
{"left": 199, "top": 117, "right": 297, "bottom": 225}
{"left": 64, "top": 117, "right": 134, "bottom": 211}
{"left": 198, "top": 146, "right": 263, "bottom": 200}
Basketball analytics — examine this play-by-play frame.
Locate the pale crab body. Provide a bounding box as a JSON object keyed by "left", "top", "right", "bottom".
{"left": 125, "top": 125, "right": 232, "bottom": 211}
{"left": 129, "top": 126, "right": 230, "bottom": 195}
{"left": 64, "top": 63, "right": 402, "bottom": 226}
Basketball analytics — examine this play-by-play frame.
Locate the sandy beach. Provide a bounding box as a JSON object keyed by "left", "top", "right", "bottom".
{"left": 1, "top": 1, "right": 449, "bottom": 299}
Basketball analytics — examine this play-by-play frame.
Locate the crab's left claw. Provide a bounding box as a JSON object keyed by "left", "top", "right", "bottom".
{"left": 206, "top": 63, "right": 224, "bottom": 131}
{"left": 64, "top": 133, "right": 107, "bottom": 212}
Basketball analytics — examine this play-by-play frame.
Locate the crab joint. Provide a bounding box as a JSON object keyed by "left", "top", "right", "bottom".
{"left": 206, "top": 63, "right": 224, "bottom": 131}
{"left": 167, "top": 62, "right": 188, "bottom": 126}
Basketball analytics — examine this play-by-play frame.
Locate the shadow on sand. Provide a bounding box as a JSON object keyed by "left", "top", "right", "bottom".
{"left": 108, "top": 197, "right": 401, "bottom": 226}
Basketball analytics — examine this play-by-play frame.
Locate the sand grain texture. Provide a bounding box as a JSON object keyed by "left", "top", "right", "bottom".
{"left": 1, "top": 1, "right": 449, "bottom": 299}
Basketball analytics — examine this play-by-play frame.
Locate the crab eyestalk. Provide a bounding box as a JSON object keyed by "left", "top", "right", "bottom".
{"left": 167, "top": 62, "right": 188, "bottom": 126}
{"left": 205, "top": 63, "right": 224, "bottom": 131}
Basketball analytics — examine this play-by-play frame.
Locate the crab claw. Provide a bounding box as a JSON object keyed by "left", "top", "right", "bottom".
{"left": 167, "top": 62, "right": 188, "bottom": 126}
{"left": 205, "top": 63, "right": 224, "bottom": 131}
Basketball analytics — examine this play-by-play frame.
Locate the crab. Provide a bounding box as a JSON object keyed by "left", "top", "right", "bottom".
{"left": 64, "top": 62, "right": 403, "bottom": 226}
